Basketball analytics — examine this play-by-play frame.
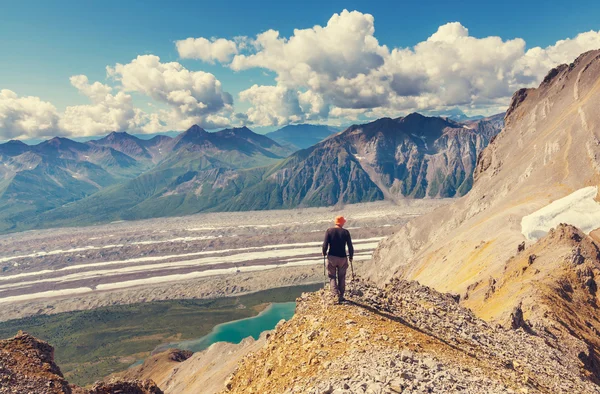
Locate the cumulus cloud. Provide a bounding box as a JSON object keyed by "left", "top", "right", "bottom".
{"left": 69, "top": 75, "right": 113, "bottom": 102}
{"left": 231, "top": 9, "right": 389, "bottom": 110}
{"left": 239, "top": 85, "right": 304, "bottom": 126}
{"left": 5, "top": 11, "right": 600, "bottom": 138}
{"left": 227, "top": 11, "right": 600, "bottom": 126}
{"left": 176, "top": 37, "right": 238, "bottom": 63}
{"left": 1, "top": 55, "right": 236, "bottom": 139}
{"left": 0, "top": 90, "right": 60, "bottom": 140}
{"left": 382, "top": 23, "right": 528, "bottom": 111}
{"left": 107, "top": 55, "right": 233, "bottom": 125}
{"left": 59, "top": 75, "right": 142, "bottom": 136}
{"left": 515, "top": 30, "right": 600, "bottom": 83}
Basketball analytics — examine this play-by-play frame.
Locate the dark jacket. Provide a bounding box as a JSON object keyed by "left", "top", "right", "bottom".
{"left": 322, "top": 226, "right": 354, "bottom": 259}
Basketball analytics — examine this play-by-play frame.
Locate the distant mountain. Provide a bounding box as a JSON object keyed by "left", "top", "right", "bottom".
{"left": 21, "top": 126, "right": 292, "bottom": 229}
{"left": 0, "top": 140, "right": 123, "bottom": 233}
{"left": 0, "top": 140, "right": 29, "bottom": 156}
{"left": 33, "top": 136, "right": 148, "bottom": 177}
{"left": 425, "top": 108, "right": 485, "bottom": 121}
{"left": 1, "top": 115, "right": 503, "bottom": 232}
{"left": 219, "top": 113, "right": 504, "bottom": 211}
{"left": 166, "top": 125, "right": 291, "bottom": 163}
{"left": 90, "top": 131, "right": 153, "bottom": 162}
{"left": 265, "top": 124, "right": 339, "bottom": 151}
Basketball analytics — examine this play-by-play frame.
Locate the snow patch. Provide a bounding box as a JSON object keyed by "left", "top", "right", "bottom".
{"left": 521, "top": 186, "right": 600, "bottom": 241}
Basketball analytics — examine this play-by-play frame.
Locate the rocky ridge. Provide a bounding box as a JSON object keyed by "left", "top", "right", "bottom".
{"left": 222, "top": 279, "right": 599, "bottom": 393}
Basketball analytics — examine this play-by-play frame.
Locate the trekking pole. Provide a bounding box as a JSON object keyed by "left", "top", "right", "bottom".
{"left": 348, "top": 258, "right": 355, "bottom": 296}
{"left": 321, "top": 255, "right": 328, "bottom": 308}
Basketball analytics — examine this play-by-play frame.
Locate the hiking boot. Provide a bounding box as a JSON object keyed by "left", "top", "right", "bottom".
{"left": 325, "top": 291, "right": 340, "bottom": 305}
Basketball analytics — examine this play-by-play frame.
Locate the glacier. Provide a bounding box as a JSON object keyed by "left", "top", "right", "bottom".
{"left": 521, "top": 186, "right": 600, "bottom": 241}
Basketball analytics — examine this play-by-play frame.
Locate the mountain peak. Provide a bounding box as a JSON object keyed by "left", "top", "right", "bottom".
{"left": 95, "top": 131, "right": 138, "bottom": 144}
{"left": 41, "top": 136, "right": 79, "bottom": 148}
{"left": 184, "top": 124, "right": 207, "bottom": 135}
{"left": 173, "top": 125, "right": 209, "bottom": 147}
{"left": 107, "top": 131, "right": 132, "bottom": 138}
{"left": 5, "top": 139, "right": 27, "bottom": 145}
{"left": 403, "top": 112, "right": 426, "bottom": 120}
{"left": 0, "top": 139, "right": 30, "bottom": 156}
{"left": 399, "top": 112, "right": 450, "bottom": 124}
{"left": 265, "top": 124, "right": 339, "bottom": 151}
{"left": 227, "top": 126, "right": 253, "bottom": 134}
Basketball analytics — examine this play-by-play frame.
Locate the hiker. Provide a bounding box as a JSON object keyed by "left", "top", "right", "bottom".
{"left": 322, "top": 215, "right": 354, "bottom": 303}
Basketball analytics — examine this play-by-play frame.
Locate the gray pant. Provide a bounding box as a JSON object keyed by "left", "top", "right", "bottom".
{"left": 327, "top": 255, "right": 348, "bottom": 299}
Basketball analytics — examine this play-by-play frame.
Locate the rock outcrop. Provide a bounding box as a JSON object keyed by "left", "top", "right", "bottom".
{"left": 222, "top": 282, "right": 600, "bottom": 393}
{"left": 0, "top": 331, "right": 163, "bottom": 394}
{"left": 0, "top": 331, "right": 74, "bottom": 394}
{"left": 88, "top": 380, "right": 163, "bottom": 394}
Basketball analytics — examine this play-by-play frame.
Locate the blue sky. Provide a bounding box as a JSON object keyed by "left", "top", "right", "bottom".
{"left": 1, "top": 0, "right": 600, "bottom": 139}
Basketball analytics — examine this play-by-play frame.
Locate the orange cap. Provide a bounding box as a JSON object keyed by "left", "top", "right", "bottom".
{"left": 335, "top": 216, "right": 346, "bottom": 226}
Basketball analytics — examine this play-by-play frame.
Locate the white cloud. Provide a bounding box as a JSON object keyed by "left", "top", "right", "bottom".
{"left": 176, "top": 37, "right": 238, "bottom": 63}
{"left": 106, "top": 55, "right": 233, "bottom": 128}
{"left": 1, "top": 55, "right": 236, "bottom": 139}
{"left": 515, "top": 30, "right": 600, "bottom": 83}
{"left": 0, "top": 90, "right": 60, "bottom": 140}
{"left": 228, "top": 11, "right": 600, "bottom": 126}
{"left": 59, "top": 75, "right": 147, "bottom": 136}
{"left": 69, "top": 75, "right": 113, "bottom": 102}
{"left": 231, "top": 9, "right": 389, "bottom": 111}
{"left": 239, "top": 85, "right": 304, "bottom": 126}
{"left": 231, "top": 10, "right": 387, "bottom": 85}
{"left": 383, "top": 23, "right": 528, "bottom": 110}
{"left": 4, "top": 11, "right": 600, "bottom": 138}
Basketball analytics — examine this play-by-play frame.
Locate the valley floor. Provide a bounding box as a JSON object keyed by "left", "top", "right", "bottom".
{"left": 0, "top": 200, "right": 449, "bottom": 321}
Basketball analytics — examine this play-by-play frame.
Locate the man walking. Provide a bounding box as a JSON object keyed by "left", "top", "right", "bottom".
{"left": 322, "top": 216, "right": 354, "bottom": 304}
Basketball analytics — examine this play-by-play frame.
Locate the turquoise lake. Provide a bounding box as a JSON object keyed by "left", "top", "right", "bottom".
{"left": 152, "top": 301, "right": 296, "bottom": 354}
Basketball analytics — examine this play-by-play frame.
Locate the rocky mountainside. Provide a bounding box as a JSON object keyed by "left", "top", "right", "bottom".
{"left": 366, "top": 49, "right": 600, "bottom": 374}
{"left": 0, "top": 331, "right": 162, "bottom": 394}
{"left": 265, "top": 124, "right": 340, "bottom": 151}
{"left": 89, "top": 131, "right": 171, "bottom": 164}
{"left": 220, "top": 113, "right": 503, "bottom": 211}
{"left": 111, "top": 337, "right": 267, "bottom": 394}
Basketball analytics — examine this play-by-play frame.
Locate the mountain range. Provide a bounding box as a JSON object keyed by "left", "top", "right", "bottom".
{"left": 221, "top": 113, "right": 504, "bottom": 212}
{"left": 0, "top": 114, "right": 503, "bottom": 233}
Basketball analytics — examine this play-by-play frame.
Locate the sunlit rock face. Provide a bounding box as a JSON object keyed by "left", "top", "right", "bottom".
{"left": 368, "top": 50, "right": 600, "bottom": 353}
